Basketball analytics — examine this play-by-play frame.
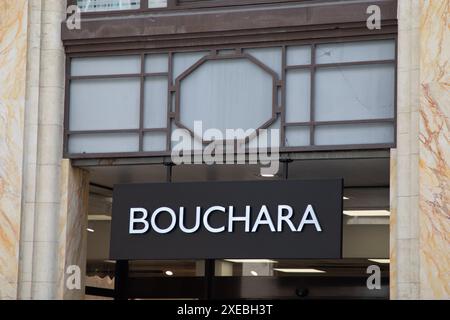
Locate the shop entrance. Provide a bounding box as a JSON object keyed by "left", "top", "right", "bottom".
{"left": 82, "top": 152, "right": 391, "bottom": 300}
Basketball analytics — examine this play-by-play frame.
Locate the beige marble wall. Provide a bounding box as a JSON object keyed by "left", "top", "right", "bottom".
{"left": 418, "top": 0, "right": 449, "bottom": 299}
{"left": 0, "top": 0, "right": 28, "bottom": 300}
{"left": 57, "top": 160, "right": 89, "bottom": 300}
{"left": 392, "top": 0, "right": 449, "bottom": 300}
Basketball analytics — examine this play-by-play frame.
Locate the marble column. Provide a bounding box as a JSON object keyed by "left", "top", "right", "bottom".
{"left": 18, "top": 0, "right": 42, "bottom": 300}
{"left": 391, "top": 0, "right": 421, "bottom": 300}
{"left": 418, "top": 0, "right": 449, "bottom": 299}
{"left": 57, "top": 160, "right": 89, "bottom": 300}
{"left": 0, "top": 0, "right": 28, "bottom": 300}
{"left": 31, "top": 0, "right": 68, "bottom": 299}
{"left": 392, "top": 0, "right": 449, "bottom": 300}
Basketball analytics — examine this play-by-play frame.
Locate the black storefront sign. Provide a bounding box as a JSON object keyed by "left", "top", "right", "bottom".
{"left": 110, "top": 179, "right": 343, "bottom": 260}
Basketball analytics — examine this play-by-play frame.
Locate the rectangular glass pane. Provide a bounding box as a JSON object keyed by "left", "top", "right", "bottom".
{"left": 285, "top": 126, "right": 310, "bottom": 147}
{"left": 316, "top": 40, "right": 396, "bottom": 64}
{"left": 286, "top": 46, "right": 311, "bottom": 66}
{"left": 145, "top": 54, "right": 168, "bottom": 73}
{"left": 245, "top": 47, "right": 282, "bottom": 78}
{"left": 143, "top": 132, "right": 167, "bottom": 152}
{"left": 70, "top": 78, "right": 140, "bottom": 131}
{"left": 68, "top": 133, "right": 139, "bottom": 153}
{"left": 148, "top": 0, "right": 167, "bottom": 8}
{"left": 315, "top": 123, "right": 394, "bottom": 146}
{"left": 315, "top": 64, "right": 395, "bottom": 121}
{"left": 144, "top": 77, "right": 168, "bottom": 128}
{"left": 286, "top": 69, "right": 310, "bottom": 123}
{"left": 71, "top": 56, "right": 141, "bottom": 76}
{"left": 77, "top": 0, "right": 140, "bottom": 12}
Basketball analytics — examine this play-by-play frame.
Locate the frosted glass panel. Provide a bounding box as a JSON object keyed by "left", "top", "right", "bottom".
{"left": 143, "top": 132, "right": 167, "bottom": 152}
{"left": 70, "top": 78, "right": 140, "bottom": 131}
{"left": 285, "top": 127, "right": 310, "bottom": 147}
{"left": 145, "top": 54, "right": 168, "bottom": 73}
{"left": 287, "top": 46, "right": 311, "bottom": 66}
{"left": 71, "top": 56, "right": 140, "bottom": 76}
{"left": 247, "top": 116, "right": 281, "bottom": 150}
{"left": 245, "top": 47, "right": 282, "bottom": 78}
{"left": 179, "top": 58, "right": 273, "bottom": 133}
{"left": 77, "top": 0, "right": 140, "bottom": 12}
{"left": 69, "top": 133, "right": 139, "bottom": 153}
{"left": 286, "top": 70, "right": 310, "bottom": 123}
{"left": 148, "top": 0, "right": 167, "bottom": 8}
{"left": 171, "top": 121, "right": 203, "bottom": 152}
{"left": 315, "top": 123, "right": 394, "bottom": 146}
{"left": 144, "top": 77, "right": 168, "bottom": 128}
{"left": 173, "top": 51, "right": 208, "bottom": 80}
{"left": 315, "top": 64, "right": 395, "bottom": 121}
{"left": 316, "top": 40, "right": 396, "bottom": 64}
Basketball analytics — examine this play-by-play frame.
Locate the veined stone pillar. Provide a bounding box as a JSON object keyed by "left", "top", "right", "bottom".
{"left": 0, "top": 0, "right": 28, "bottom": 300}
{"left": 417, "top": 0, "right": 449, "bottom": 299}
{"left": 391, "top": 0, "right": 449, "bottom": 300}
{"left": 57, "top": 160, "right": 89, "bottom": 300}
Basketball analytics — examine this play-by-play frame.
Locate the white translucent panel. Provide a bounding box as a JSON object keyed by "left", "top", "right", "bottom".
{"left": 71, "top": 56, "right": 140, "bottom": 76}
{"left": 144, "top": 77, "right": 168, "bottom": 128}
{"left": 179, "top": 58, "right": 273, "bottom": 133}
{"left": 68, "top": 134, "right": 139, "bottom": 153}
{"left": 286, "top": 70, "right": 310, "bottom": 123}
{"left": 143, "top": 132, "right": 167, "bottom": 152}
{"left": 315, "top": 123, "right": 395, "bottom": 146}
{"left": 70, "top": 78, "right": 140, "bottom": 131}
{"left": 315, "top": 64, "right": 395, "bottom": 121}
{"left": 285, "top": 127, "right": 310, "bottom": 147}
{"left": 245, "top": 47, "right": 282, "bottom": 78}
{"left": 286, "top": 46, "right": 311, "bottom": 66}
{"left": 148, "top": 0, "right": 167, "bottom": 8}
{"left": 171, "top": 121, "right": 203, "bottom": 152}
{"left": 145, "top": 54, "right": 168, "bottom": 73}
{"left": 77, "top": 0, "right": 140, "bottom": 12}
{"left": 173, "top": 51, "right": 208, "bottom": 80}
{"left": 316, "top": 40, "right": 396, "bottom": 64}
{"left": 247, "top": 116, "right": 281, "bottom": 150}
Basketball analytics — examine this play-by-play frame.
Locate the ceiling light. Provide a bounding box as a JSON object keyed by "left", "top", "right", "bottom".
{"left": 261, "top": 174, "right": 275, "bottom": 178}
{"left": 250, "top": 270, "right": 258, "bottom": 276}
{"left": 343, "top": 210, "right": 390, "bottom": 217}
{"left": 165, "top": 271, "right": 174, "bottom": 276}
{"left": 104, "top": 260, "right": 116, "bottom": 264}
{"left": 368, "top": 259, "right": 390, "bottom": 264}
{"left": 87, "top": 228, "right": 95, "bottom": 233}
{"left": 343, "top": 196, "right": 350, "bottom": 200}
{"left": 225, "top": 259, "right": 278, "bottom": 264}
{"left": 274, "top": 268, "right": 325, "bottom": 273}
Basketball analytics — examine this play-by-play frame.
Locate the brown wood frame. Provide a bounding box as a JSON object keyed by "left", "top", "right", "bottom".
{"left": 62, "top": 0, "right": 398, "bottom": 159}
